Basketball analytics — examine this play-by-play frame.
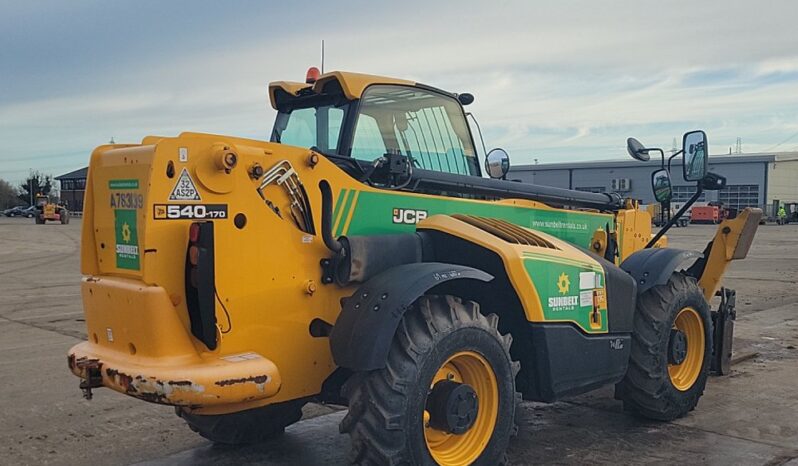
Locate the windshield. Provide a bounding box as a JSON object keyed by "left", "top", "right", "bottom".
{"left": 351, "top": 85, "right": 479, "bottom": 176}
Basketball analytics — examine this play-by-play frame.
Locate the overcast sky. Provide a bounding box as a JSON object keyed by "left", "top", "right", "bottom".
{"left": 3, "top": 0, "right": 798, "bottom": 184}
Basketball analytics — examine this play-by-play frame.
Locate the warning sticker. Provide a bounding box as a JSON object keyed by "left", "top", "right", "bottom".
{"left": 169, "top": 168, "right": 201, "bottom": 201}
{"left": 579, "top": 290, "right": 594, "bottom": 307}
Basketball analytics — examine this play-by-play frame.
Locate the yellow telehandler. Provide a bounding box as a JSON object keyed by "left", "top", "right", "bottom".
{"left": 34, "top": 194, "right": 70, "bottom": 224}
{"left": 68, "top": 69, "right": 760, "bottom": 465}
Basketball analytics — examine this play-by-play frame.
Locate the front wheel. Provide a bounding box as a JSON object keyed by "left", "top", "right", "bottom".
{"left": 340, "top": 295, "right": 520, "bottom": 466}
{"left": 616, "top": 273, "right": 712, "bottom": 420}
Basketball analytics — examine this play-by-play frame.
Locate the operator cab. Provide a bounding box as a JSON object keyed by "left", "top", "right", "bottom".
{"left": 269, "top": 70, "right": 484, "bottom": 179}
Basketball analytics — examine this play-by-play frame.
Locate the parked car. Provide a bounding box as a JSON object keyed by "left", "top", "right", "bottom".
{"left": 3, "top": 206, "right": 25, "bottom": 217}
{"left": 3, "top": 206, "right": 36, "bottom": 218}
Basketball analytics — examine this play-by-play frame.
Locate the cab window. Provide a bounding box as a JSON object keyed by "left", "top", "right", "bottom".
{"left": 350, "top": 85, "right": 479, "bottom": 176}
{"left": 272, "top": 104, "right": 346, "bottom": 153}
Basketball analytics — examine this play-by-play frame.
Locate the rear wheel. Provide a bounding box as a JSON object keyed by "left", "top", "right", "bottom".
{"left": 176, "top": 399, "right": 305, "bottom": 444}
{"left": 616, "top": 273, "right": 712, "bottom": 420}
{"left": 340, "top": 295, "right": 520, "bottom": 466}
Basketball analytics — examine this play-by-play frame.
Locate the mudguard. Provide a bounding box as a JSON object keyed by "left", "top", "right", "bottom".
{"left": 620, "top": 248, "right": 701, "bottom": 294}
{"left": 329, "top": 262, "right": 493, "bottom": 371}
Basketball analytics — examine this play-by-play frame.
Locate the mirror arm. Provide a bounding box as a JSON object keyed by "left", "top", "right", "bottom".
{"left": 667, "top": 150, "right": 682, "bottom": 173}
{"left": 645, "top": 185, "right": 704, "bottom": 249}
{"left": 653, "top": 148, "right": 666, "bottom": 169}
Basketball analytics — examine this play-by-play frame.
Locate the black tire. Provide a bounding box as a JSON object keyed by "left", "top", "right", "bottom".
{"left": 616, "top": 273, "right": 712, "bottom": 421}
{"left": 176, "top": 399, "right": 305, "bottom": 444}
{"left": 340, "top": 295, "right": 520, "bottom": 466}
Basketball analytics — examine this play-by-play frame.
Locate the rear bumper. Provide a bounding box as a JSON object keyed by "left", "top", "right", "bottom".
{"left": 67, "top": 276, "right": 281, "bottom": 408}
{"left": 68, "top": 342, "right": 282, "bottom": 407}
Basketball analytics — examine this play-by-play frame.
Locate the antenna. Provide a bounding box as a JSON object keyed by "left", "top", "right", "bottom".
{"left": 735, "top": 137, "right": 742, "bottom": 154}
{"left": 321, "top": 40, "right": 325, "bottom": 73}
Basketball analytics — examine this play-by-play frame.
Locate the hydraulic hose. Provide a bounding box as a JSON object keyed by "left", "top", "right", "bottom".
{"left": 319, "top": 180, "right": 343, "bottom": 253}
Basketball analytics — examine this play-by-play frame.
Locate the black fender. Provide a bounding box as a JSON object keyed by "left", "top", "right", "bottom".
{"left": 620, "top": 248, "right": 701, "bottom": 294}
{"left": 329, "top": 262, "right": 493, "bottom": 371}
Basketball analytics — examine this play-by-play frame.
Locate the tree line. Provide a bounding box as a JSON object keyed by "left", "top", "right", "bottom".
{"left": 0, "top": 171, "right": 55, "bottom": 209}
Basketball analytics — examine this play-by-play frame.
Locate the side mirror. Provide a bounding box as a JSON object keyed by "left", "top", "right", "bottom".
{"left": 485, "top": 148, "right": 510, "bottom": 179}
{"left": 683, "top": 130, "right": 708, "bottom": 182}
{"left": 627, "top": 138, "right": 651, "bottom": 162}
{"left": 651, "top": 168, "right": 673, "bottom": 203}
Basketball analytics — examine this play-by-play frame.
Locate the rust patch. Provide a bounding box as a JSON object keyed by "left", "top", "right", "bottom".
{"left": 215, "top": 374, "right": 270, "bottom": 387}
{"left": 105, "top": 368, "right": 135, "bottom": 392}
{"left": 167, "top": 380, "right": 194, "bottom": 387}
{"left": 104, "top": 368, "right": 206, "bottom": 404}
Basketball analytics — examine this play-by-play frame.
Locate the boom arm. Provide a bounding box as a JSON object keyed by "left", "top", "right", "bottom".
{"left": 688, "top": 208, "right": 762, "bottom": 300}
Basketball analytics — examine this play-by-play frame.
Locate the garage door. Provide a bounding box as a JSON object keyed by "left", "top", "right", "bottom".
{"left": 718, "top": 184, "right": 760, "bottom": 210}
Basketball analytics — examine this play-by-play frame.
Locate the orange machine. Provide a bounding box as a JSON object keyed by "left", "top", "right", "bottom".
{"left": 691, "top": 205, "right": 720, "bottom": 224}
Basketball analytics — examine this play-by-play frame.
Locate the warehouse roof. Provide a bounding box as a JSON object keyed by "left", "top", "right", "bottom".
{"left": 513, "top": 152, "right": 798, "bottom": 171}
{"left": 55, "top": 167, "right": 88, "bottom": 180}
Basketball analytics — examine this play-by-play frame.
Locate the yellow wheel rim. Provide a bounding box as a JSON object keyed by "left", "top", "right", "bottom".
{"left": 668, "top": 307, "right": 705, "bottom": 391}
{"left": 424, "top": 351, "right": 499, "bottom": 466}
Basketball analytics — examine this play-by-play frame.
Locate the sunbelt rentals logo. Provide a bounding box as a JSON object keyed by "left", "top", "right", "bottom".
{"left": 115, "top": 209, "right": 140, "bottom": 270}
{"left": 548, "top": 272, "right": 579, "bottom": 310}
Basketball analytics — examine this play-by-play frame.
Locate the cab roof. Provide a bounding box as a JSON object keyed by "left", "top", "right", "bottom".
{"left": 268, "top": 71, "right": 415, "bottom": 109}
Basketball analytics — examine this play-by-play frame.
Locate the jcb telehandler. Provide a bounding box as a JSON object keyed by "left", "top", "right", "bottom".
{"left": 34, "top": 193, "right": 70, "bottom": 224}
{"left": 68, "top": 69, "right": 761, "bottom": 465}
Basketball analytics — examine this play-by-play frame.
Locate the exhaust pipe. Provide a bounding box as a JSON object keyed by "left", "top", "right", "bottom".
{"left": 319, "top": 180, "right": 343, "bottom": 253}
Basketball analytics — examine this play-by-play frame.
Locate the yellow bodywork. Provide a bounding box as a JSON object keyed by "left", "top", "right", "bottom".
{"left": 269, "top": 71, "right": 415, "bottom": 109}
{"left": 697, "top": 207, "right": 762, "bottom": 300}
{"left": 43, "top": 204, "right": 57, "bottom": 219}
{"left": 72, "top": 135, "right": 358, "bottom": 414}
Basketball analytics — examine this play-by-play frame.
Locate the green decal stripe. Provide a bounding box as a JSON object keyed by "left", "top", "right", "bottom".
{"left": 523, "top": 260, "right": 607, "bottom": 333}
{"left": 331, "top": 189, "right": 347, "bottom": 227}
{"left": 334, "top": 190, "right": 356, "bottom": 237}
{"left": 341, "top": 190, "right": 360, "bottom": 236}
{"left": 109, "top": 179, "right": 139, "bottom": 190}
{"left": 522, "top": 252, "right": 603, "bottom": 272}
{"left": 342, "top": 190, "right": 612, "bottom": 248}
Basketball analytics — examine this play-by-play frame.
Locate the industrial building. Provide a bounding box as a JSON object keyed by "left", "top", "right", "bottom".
{"left": 510, "top": 152, "right": 798, "bottom": 216}
{"left": 55, "top": 167, "right": 88, "bottom": 213}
